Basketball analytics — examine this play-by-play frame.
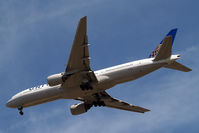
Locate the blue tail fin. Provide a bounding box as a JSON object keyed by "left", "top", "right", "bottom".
{"left": 149, "top": 28, "right": 177, "bottom": 58}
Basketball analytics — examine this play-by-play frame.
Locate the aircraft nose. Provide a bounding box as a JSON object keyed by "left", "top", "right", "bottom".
{"left": 6, "top": 99, "right": 16, "bottom": 108}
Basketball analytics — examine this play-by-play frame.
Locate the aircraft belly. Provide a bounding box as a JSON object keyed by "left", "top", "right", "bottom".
{"left": 95, "top": 75, "right": 115, "bottom": 90}
{"left": 61, "top": 87, "right": 85, "bottom": 99}
{"left": 106, "top": 64, "right": 163, "bottom": 85}
{"left": 61, "top": 85, "right": 111, "bottom": 99}
{"left": 121, "top": 66, "right": 161, "bottom": 83}
{"left": 22, "top": 95, "right": 60, "bottom": 107}
{"left": 21, "top": 86, "right": 62, "bottom": 107}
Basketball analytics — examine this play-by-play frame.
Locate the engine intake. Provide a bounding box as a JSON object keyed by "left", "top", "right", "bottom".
{"left": 70, "top": 102, "right": 92, "bottom": 115}
{"left": 47, "top": 73, "right": 65, "bottom": 86}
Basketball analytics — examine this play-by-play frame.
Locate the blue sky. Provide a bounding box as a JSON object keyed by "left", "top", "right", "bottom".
{"left": 0, "top": 0, "right": 199, "bottom": 133}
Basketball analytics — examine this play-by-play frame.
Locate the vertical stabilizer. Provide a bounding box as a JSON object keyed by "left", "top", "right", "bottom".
{"left": 149, "top": 29, "right": 177, "bottom": 59}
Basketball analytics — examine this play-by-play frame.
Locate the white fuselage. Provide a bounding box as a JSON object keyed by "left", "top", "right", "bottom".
{"left": 6, "top": 55, "right": 180, "bottom": 108}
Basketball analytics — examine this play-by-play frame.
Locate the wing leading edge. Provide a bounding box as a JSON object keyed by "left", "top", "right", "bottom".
{"left": 66, "top": 16, "right": 90, "bottom": 72}
{"left": 62, "top": 16, "right": 97, "bottom": 88}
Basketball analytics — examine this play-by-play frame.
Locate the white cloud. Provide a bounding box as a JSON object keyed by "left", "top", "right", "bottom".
{"left": 0, "top": 0, "right": 106, "bottom": 70}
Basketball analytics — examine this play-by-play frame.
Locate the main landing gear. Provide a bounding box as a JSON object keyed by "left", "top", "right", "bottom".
{"left": 93, "top": 101, "right": 105, "bottom": 107}
{"left": 17, "top": 106, "right": 24, "bottom": 115}
{"left": 80, "top": 82, "right": 93, "bottom": 90}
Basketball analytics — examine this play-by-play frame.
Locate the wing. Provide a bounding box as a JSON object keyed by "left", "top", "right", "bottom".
{"left": 62, "top": 16, "right": 97, "bottom": 87}
{"left": 80, "top": 91, "right": 150, "bottom": 113}
{"left": 66, "top": 16, "right": 90, "bottom": 72}
{"left": 101, "top": 91, "right": 150, "bottom": 113}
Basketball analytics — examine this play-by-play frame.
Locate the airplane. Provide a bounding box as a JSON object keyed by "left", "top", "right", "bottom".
{"left": 6, "top": 16, "right": 192, "bottom": 116}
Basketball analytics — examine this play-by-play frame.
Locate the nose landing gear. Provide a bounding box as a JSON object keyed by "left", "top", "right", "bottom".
{"left": 17, "top": 106, "right": 24, "bottom": 115}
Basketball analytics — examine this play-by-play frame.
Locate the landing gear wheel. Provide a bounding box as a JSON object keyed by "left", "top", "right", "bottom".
{"left": 100, "top": 101, "right": 105, "bottom": 106}
{"left": 80, "top": 82, "right": 93, "bottom": 91}
{"left": 17, "top": 106, "right": 24, "bottom": 116}
{"left": 93, "top": 102, "right": 97, "bottom": 107}
{"left": 92, "top": 101, "right": 105, "bottom": 107}
{"left": 19, "top": 111, "right": 24, "bottom": 115}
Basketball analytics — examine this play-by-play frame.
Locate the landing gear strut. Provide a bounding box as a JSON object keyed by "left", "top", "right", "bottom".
{"left": 17, "top": 106, "right": 24, "bottom": 115}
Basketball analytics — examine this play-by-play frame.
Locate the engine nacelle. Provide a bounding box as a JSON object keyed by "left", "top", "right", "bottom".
{"left": 47, "top": 73, "right": 64, "bottom": 86}
{"left": 70, "top": 102, "right": 91, "bottom": 115}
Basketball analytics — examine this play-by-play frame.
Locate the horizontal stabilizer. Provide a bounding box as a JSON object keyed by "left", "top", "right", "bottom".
{"left": 164, "top": 61, "right": 192, "bottom": 72}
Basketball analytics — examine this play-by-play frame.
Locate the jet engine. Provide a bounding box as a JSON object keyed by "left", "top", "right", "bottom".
{"left": 70, "top": 102, "right": 92, "bottom": 115}
{"left": 47, "top": 73, "right": 66, "bottom": 86}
